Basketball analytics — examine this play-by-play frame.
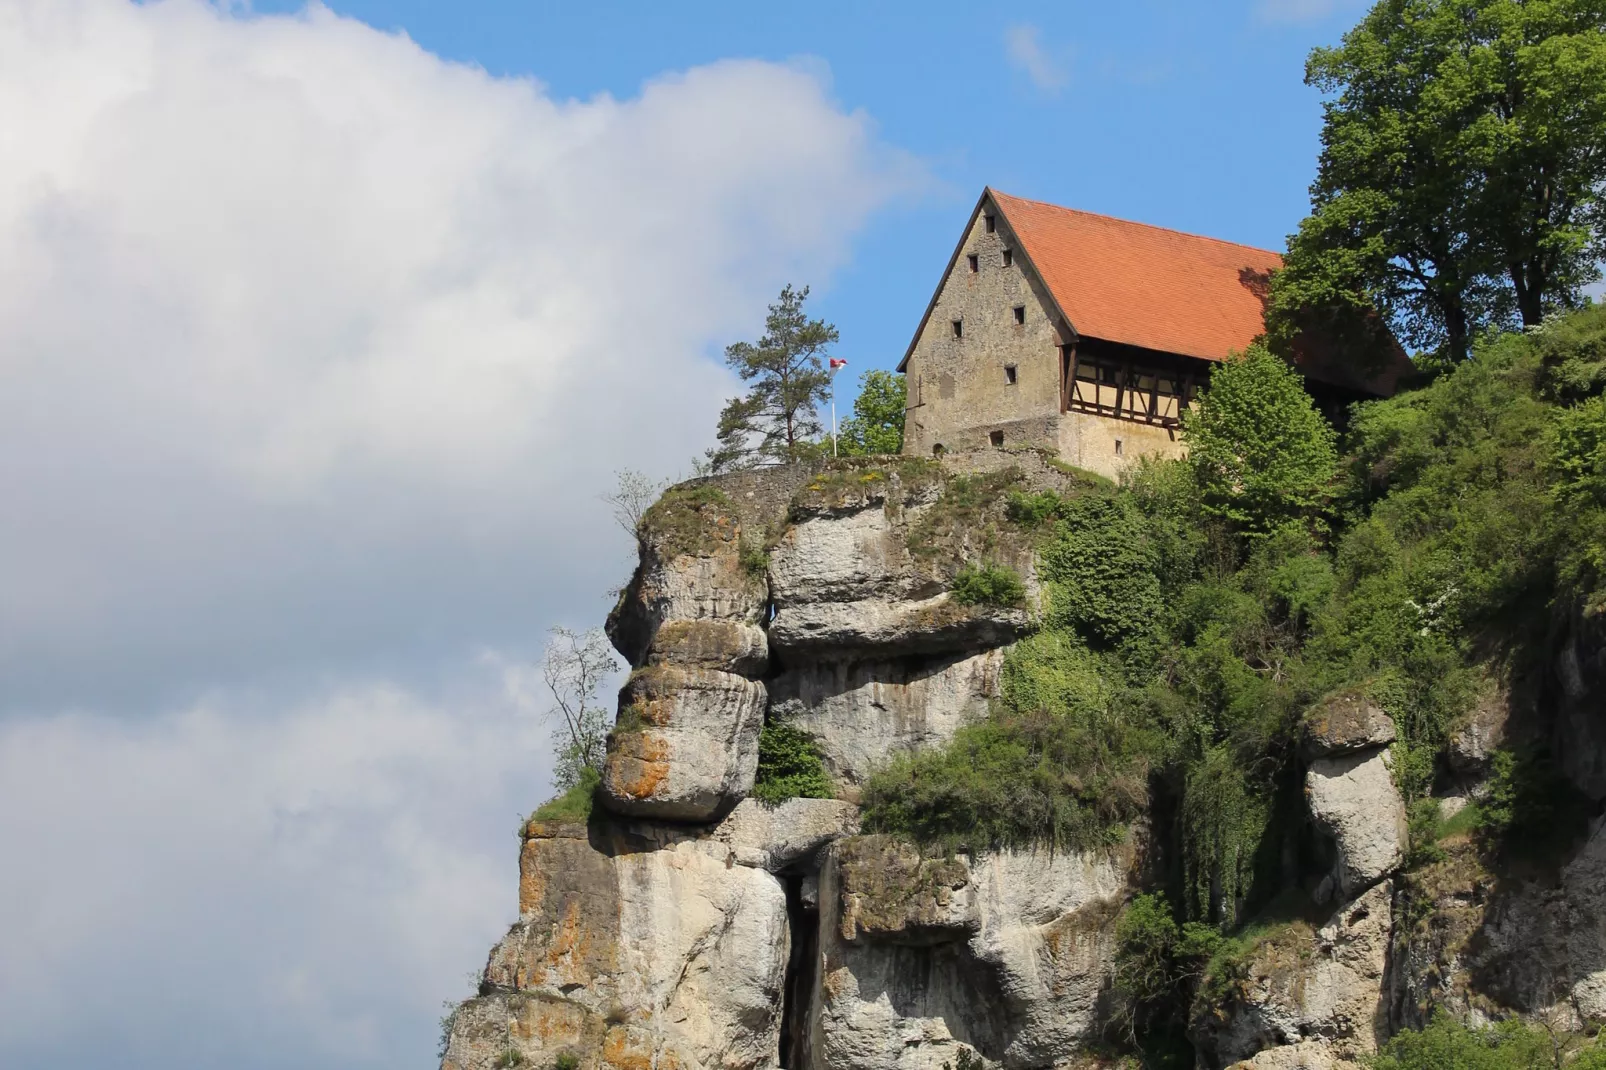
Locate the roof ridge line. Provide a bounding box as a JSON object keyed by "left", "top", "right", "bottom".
{"left": 988, "top": 187, "right": 1283, "bottom": 259}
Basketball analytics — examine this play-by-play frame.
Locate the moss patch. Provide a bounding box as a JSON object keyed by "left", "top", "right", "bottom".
{"left": 639, "top": 483, "right": 738, "bottom": 560}
{"left": 836, "top": 835, "right": 971, "bottom": 940}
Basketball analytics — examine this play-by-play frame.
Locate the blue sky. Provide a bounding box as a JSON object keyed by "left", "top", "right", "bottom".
{"left": 0, "top": 2, "right": 1372, "bottom": 1067}
{"left": 257, "top": 0, "right": 1369, "bottom": 386}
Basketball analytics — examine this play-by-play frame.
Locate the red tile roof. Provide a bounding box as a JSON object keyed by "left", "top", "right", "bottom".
{"left": 990, "top": 189, "right": 1281, "bottom": 362}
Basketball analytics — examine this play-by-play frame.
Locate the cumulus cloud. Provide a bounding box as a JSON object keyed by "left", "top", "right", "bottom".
{"left": 0, "top": 1, "right": 917, "bottom": 1066}
{"left": 1003, "top": 23, "right": 1069, "bottom": 94}
{"left": 0, "top": 0, "right": 916, "bottom": 709}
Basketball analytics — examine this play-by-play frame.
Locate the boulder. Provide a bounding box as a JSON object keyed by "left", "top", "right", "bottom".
{"left": 1196, "top": 882, "right": 1392, "bottom": 1066}
{"left": 836, "top": 836, "right": 976, "bottom": 945}
{"left": 766, "top": 471, "right": 1035, "bottom": 660}
{"left": 1306, "top": 749, "right": 1405, "bottom": 902}
{"left": 645, "top": 618, "right": 769, "bottom": 676}
{"left": 768, "top": 595, "right": 1031, "bottom": 659}
{"left": 1300, "top": 690, "right": 1396, "bottom": 761}
{"left": 600, "top": 665, "right": 764, "bottom": 821}
{"left": 605, "top": 485, "right": 769, "bottom": 669}
{"left": 710, "top": 796, "right": 861, "bottom": 872}
{"left": 811, "top": 837, "right": 1130, "bottom": 1070}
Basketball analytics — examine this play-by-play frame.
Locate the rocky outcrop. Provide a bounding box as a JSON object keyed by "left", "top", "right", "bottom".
{"left": 445, "top": 453, "right": 1606, "bottom": 1070}
{"left": 809, "top": 835, "right": 1131, "bottom": 1070}
{"left": 600, "top": 482, "right": 778, "bottom": 821}
{"left": 603, "top": 664, "right": 766, "bottom": 820}
{"left": 1300, "top": 689, "right": 1396, "bottom": 761}
{"left": 768, "top": 650, "right": 1004, "bottom": 787}
{"left": 444, "top": 456, "right": 1124, "bottom": 1070}
{"left": 1306, "top": 748, "right": 1405, "bottom": 904}
{"left": 443, "top": 817, "right": 790, "bottom": 1070}
{"left": 1196, "top": 883, "right": 1393, "bottom": 1067}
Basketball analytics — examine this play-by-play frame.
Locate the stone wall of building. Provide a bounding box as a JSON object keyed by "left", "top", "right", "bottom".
{"left": 1057, "top": 409, "right": 1186, "bottom": 478}
{"left": 899, "top": 199, "right": 1194, "bottom": 482}
{"left": 901, "top": 205, "right": 1064, "bottom": 458}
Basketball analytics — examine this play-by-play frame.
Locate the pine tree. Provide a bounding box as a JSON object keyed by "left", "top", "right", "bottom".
{"left": 705, "top": 285, "right": 837, "bottom": 470}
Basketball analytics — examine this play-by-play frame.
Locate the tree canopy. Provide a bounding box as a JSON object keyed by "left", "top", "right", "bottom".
{"left": 1268, "top": 0, "right": 1606, "bottom": 364}
{"left": 836, "top": 368, "right": 907, "bottom": 456}
{"left": 706, "top": 285, "right": 838, "bottom": 470}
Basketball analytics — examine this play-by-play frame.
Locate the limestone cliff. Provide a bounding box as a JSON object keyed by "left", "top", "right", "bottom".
{"left": 439, "top": 452, "right": 1606, "bottom": 1070}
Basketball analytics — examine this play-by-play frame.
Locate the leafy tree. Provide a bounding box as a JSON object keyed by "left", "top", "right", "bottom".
{"left": 706, "top": 285, "right": 837, "bottom": 470}
{"left": 1268, "top": 0, "right": 1606, "bottom": 364}
{"left": 837, "top": 369, "right": 907, "bottom": 455}
{"left": 540, "top": 627, "right": 619, "bottom": 789}
{"left": 1182, "top": 345, "right": 1339, "bottom": 536}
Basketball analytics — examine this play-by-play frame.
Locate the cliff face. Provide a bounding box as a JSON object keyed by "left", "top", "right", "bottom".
{"left": 439, "top": 452, "right": 1606, "bottom": 1070}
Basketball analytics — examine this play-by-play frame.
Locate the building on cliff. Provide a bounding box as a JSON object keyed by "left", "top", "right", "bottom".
{"left": 898, "top": 188, "right": 1409, "bottom": 477}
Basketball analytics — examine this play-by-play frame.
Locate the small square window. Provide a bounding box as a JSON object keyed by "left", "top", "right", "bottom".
{"left": 989, "top": 430, "right": 1005, "bottom": 447}
{"left": 1002, "top": 249, "right": 1013, "bottom": 268}
{"left": 1115, "top": 439, "right": 1124, "bottom": 457}
{"left": 967, "top": 254, "right": 979, "bottom": 273}
{"left": 984, "top": 214, "right": 996, "bottom": 234}
{"left": 1004, "top": 364, "right": 1017, "bottom": 384}
{"left": 951, "top": 319, "right": 963, "bottom": 339}
{"left": 1012, "top": 305, "right": 1025, "bottom": 325}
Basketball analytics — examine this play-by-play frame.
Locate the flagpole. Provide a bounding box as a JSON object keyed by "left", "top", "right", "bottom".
{"left": 828, "top": 358, "right": 846, "bottom": 457}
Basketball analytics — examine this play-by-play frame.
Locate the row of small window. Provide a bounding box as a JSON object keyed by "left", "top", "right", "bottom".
{"left": 950, "top": 306, "right": 1026, "bottom": 339}
{"left": 966, "top": 249, "right": 1013, "bottom": 273}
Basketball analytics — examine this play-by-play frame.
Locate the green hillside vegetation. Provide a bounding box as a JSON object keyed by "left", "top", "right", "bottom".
{"left": 861, "top": 310, "right": 1606, "bottom": 1060}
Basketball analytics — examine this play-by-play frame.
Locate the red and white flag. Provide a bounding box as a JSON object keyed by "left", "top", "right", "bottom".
{"left": 829, "top": 358, "right": 848, "bottom": 370}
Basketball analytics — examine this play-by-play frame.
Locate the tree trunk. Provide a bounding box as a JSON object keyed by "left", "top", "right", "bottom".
{"left": 1511, "top": 260, "right": 1545, "bottom": 328}
{"left": 1445, "top": 302, "right": 1471, "bottom": 364}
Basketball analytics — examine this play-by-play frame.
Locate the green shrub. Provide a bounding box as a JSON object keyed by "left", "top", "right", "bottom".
{"left": 1004, "top": 488, "right": 1067, "bottom": 528}
{"left": 1437, "top": 799, "right": 1482, "bottom": 841}
{"left": 553, "top": 1053, "right": 581, "bottom": 1070}
{"left": 950, "top": 562, "right": 1026, "bottom": 607}
{"left": 738, "top": 537, "right": 770, "bottom": 580}
{"left": 493, "top": 1049, "right": 525, "bottom": 1068}
{"left": 1182, "top": 344, "right": 1338, "bottom": 536}
{"left": 1370, "top": 1012, "right": 1596, "bottom": 1070}
{"left": 1113, "top": 893, "right": 1180, "bottom": 1015}
{"left": 1038, "top": 493, "right": 1163, "bottom": 653}
{"left": 751, "top": 719, "right": 832, "bottom": 805}
{"left": 861, "top": 632, "right": 1161, "bottom": 851}
{"left": 529, "top": 766, "right": 600, "bottom": 824}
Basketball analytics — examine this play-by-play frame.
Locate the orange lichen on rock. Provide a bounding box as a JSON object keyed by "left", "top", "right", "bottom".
{"left": 604, "top": 733, "right": 671, "bottom": 802}
{"left": 601, "top": 1023, "right": 656, "bottom": 1070}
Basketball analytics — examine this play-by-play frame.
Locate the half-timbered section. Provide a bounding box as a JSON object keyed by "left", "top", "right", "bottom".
{"left": 898, "top": 189, "right": 1407, "bottom": 479}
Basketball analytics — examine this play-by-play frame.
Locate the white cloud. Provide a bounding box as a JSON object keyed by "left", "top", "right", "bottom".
{"left": 0, "top": 0, "right": 917, "bottom": 709}
{"left": 1003, "top": 23, "right": 1069, "bottom": 94}
{"left": 0, "top": 0, "right": 918, "bottom": 1065}
{"left": 0, "top": 662, "right": 548, "bottom": 1067}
